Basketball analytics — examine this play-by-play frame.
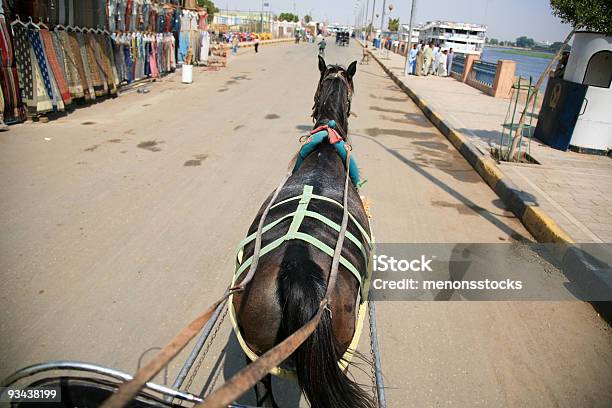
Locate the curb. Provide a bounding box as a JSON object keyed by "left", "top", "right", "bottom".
{"left": 237, "top": 38, "right": 294, "bottom": 51}
{"left": 363, "top": 43, "right": 573, "bottom": 245}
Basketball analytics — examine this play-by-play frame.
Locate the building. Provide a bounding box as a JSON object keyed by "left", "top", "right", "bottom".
{"left": 271, "top": 20, "right": 302, "bottom": 38}
{"left": 212, "top": 10, "right": 272, "bottom": 33}
{"left": 418, "top": 21, "right": 486, "bottom": 55}
{"left": 400, "top": 24, "right": 420, "bottom": 45}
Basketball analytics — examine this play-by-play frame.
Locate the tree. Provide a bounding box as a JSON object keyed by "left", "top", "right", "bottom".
{"left": 197, "top": 0, "right": 219, "bottom": 20}
{"left": 278, "top": 12, "right": 299, "bottom": 22}
{"left": 304, "top": 14, "right": 312, "bottom": 23}
{"left": 515, "top": 36, "right": 535, "bottom": 48}
{"left": 550, "top": 0, "right": 612, "bottom": 35}
{"left": 388, "top": 18, "right": 400, "bottom": 32}
{"left": 550, "top": 41, "right": 571, "bottom": 52}
{"left": 489, "top": 38, "right": 499, "bottom": 45}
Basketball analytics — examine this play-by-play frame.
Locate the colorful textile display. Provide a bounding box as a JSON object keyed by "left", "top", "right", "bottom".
{"left": 112, "top": 31, "right": 175, "bottom": 83}
{"left": 0, "top": 15, "right": 25, "bottom": 121}
{"left": 12, "top": 24, "right": 120, "bottom": 114}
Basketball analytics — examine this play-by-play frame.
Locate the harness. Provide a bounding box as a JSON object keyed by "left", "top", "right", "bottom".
{"left": 293, "top": 120, "right": 362, "bottom": 187}
{"left": 230, "top": 120, "right": 374, "bottom": 379}
{"left": 230, "top": 183, "right": 375, "bottom": 379}
{"left": 233, "top": 184, "right": 373, "bottom": 299}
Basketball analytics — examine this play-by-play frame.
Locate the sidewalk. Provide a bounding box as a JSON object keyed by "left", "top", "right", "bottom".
{"left": 364, "top": 45, "right": 612, "bottom": 244}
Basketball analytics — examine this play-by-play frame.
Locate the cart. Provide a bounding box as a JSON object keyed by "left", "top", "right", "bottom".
{"left": 0, "top": 299, "right": 386, "bottom": 407}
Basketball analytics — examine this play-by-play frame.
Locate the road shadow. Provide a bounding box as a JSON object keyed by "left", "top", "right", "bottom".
{"left": 218, "top": 331, "right": 302, "bottom": 407}
{"left": 353, "top": 132, "right": 530, "bottom": 239}
{"left": 377, "top": 113, "right": 431, "bottom": 128}
{"left": 364, "top": 127, "right": 437, "bottom": 139}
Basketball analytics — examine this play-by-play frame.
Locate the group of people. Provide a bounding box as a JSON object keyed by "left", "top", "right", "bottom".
{"left": 406, "top": 42, "right": 455, "bottom": 77}
{"left": 227, "top": 32, "right": 261, "bottom": 55}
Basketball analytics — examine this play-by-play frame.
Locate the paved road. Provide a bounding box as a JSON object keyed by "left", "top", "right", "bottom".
{"left": 1, "top": 41, "right": 610, "bottom": 406}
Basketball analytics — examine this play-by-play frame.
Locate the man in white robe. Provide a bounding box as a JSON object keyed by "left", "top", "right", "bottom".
{"left": 437, "top": 50, "right": 448, "bottom": 76}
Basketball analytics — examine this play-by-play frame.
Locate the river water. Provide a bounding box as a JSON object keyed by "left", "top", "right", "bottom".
{"left": 480, "top": 47, "right": 554, "bottom": 91}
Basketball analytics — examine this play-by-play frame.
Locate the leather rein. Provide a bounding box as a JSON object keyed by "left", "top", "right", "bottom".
{"left": 102, "top": 73, "right": 355, "bottom": 408}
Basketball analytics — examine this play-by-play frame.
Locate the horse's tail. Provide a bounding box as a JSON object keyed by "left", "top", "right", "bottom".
{"left": 277, "top": 243, "right": 374, "bottom": 408}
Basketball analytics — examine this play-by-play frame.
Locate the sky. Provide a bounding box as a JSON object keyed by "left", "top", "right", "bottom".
{"left": 219, "top": 0, "right": 572, "bottom": 43}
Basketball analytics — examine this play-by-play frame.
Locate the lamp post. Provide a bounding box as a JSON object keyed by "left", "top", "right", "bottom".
{"left": 379, "top": 0, "right": 386, "bottom": 52}
{"left": 369, "top": 0, "right": 376, "bottom": 43}
{"left": 385, "top": 4, "right": 393, "bottom": 58}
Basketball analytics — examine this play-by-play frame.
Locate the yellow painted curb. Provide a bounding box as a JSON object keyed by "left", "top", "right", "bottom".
{"left": 446, "top": 129, "right": 466, "bottom": 150}
{"left": 366, "top": 43, "right": 577, "bottom": 246}
{"left": 521, "top": 206, "right": 574, "bottom": 244}
{"left": 475, "top": 157, "right": 504, "bottom": 188}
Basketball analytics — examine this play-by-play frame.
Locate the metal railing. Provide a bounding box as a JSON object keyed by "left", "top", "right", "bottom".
{"left": 470, "top": 60, "right": 497, "bottom": 87}
{"left": 451, "top": 54, "right": 465, "bottom": 75}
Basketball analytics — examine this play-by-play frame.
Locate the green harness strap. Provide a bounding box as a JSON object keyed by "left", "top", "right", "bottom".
{"left": 235, "top": 185, "right": 373, "bottom": 299}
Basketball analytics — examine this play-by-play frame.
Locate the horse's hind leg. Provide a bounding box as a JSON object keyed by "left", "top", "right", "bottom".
{"left": 246, "top": 355, "right": 279, "bottom": 408}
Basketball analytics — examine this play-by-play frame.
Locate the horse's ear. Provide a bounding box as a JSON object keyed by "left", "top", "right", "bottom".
{"left": 318, "top": 55, "right": 326, "bottom": 73}
{"left": 347, "top": 60, "right": 357, "bottom": 79}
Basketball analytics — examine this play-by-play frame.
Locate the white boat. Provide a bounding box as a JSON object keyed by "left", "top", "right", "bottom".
{"left": 418, "top": 20, "right": 486, "bottom": 55}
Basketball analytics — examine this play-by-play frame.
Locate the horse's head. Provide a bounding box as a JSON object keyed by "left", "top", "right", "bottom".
{"left": 312, "top": 56, "right": 357, "bottom": 140}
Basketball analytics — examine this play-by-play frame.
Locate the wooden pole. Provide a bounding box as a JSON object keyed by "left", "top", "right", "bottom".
{"left": 506, "top": 29, "right": 574, "bottom": 161}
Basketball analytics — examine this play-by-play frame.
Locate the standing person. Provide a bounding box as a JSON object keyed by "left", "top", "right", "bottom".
{"left": 406, "top": 43, "right": 418, "bottom": 75}
{"left": 437, "top": 49, "right": 448, "bottom": 76}
{"left": 423, "top": 43, "right": 433, "bottom": 76}
{"left": 415, "top": 43, "right": 425, "bottom": 76}
{"left": 361, "top": 43, "right": 370, "bottom": 64}
{"left": 447, "top": 48, "right": 454, "bottom": 74}
{"left": 254, "top": 36, "right": 260, "bottom": 53}
{"left": 318, "top": 37, "right": 326, "bottom": 56}
{"left": 231, "top": 33, "right": 238, "bottom": 55}
{"left": 432, "top": 43, "right": 440, "bottom": 75}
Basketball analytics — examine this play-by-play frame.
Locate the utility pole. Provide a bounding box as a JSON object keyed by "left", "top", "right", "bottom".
{"left": 379, "top": 0, "right": 386, "bottom": 49}
{"left": 369, "top": 0, "right": 376, "bottom": 42}
{"left": 260, "top": 0, "right": 264, "bottom": 33}
{"left": 403, "top": 0, "right": 417, "bottom": 76}
{"left": 364, "top": 0, "right": 369, "bottom": 39}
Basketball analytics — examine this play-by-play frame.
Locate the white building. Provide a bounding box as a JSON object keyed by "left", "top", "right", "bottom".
{"left": 418, "top": 21, "right": 486, "bottom": 55}
{"left": 271, "top": 20, "right": 301, "bottom": 38}
{"left": 400, "top": 24, "right": 420, "bottom": 45}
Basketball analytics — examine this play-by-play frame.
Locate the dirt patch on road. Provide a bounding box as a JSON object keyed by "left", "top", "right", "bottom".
{"left": 84, "top": 145, "right": 99, "bottom": 152}
{"left": 184, "top": 154, "right": 208, "bottom": 167}
{"left": 137, "top": 140, "right": 164, "bottom": 152}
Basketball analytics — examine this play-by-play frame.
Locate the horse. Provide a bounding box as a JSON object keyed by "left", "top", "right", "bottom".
{"left": 230, "top": 55, "right": 374, "bottom": 408}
